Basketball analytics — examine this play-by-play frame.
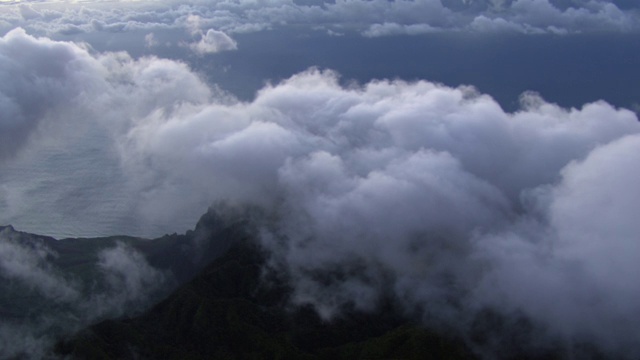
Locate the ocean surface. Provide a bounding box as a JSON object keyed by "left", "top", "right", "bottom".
{"left": 0, "top": 125, "right": 205, "bottom": 239}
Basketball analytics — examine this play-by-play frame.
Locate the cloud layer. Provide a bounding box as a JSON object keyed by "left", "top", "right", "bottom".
{"left": 1, "top": 0, "right": 638, "bottom": 38}
{"left": 1, "top": 29, "right": 640, "bottom": 357}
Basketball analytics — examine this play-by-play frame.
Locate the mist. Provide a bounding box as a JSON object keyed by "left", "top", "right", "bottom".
{"left": 1, "top": 26, "right": 640, "bottom": 358}
{"left": 0, "top": 226, "right": 169, "bottom": 359}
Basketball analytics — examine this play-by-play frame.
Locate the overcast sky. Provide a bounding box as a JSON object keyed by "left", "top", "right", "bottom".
{"left": 1, "top": 0, "right": 640, "bottom": 358}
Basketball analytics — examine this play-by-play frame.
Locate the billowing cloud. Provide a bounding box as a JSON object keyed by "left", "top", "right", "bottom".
{"left": 107, "top": 66, "right": 640, "bottom": 355}
{"left": 18, "top": 4, "right": 40, "bottom": 20}
{"left": 187, "top": 28, "right": 237, "bottom": 55}
{"left": 0, "top": 28, "right": 215, "bottom": 236}
{"left": 1, "top": 28, "right": 640, "bottom": 357}
{"left": 0, "top": 27, "right": 103, "bottom": 158}
{"left": 116, "top": 67, "right": 640, "bottom": 357}
{"left": 473, "top": 134, "right": 640, "bottom": 355}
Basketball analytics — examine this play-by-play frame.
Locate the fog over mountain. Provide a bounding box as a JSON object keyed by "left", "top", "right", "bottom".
{"left": 0, "top": 226, "right": 169, "bottom": 359}
{"left": 1, "top": 0, "right": 639, "bottom": 358}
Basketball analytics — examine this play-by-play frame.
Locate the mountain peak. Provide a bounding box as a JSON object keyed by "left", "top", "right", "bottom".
{"left": 0, "top": 225, "right": 15, "bottom": 233}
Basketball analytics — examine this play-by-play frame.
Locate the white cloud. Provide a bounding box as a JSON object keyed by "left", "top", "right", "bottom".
{"left": 143, "top": 70, "right": 640, "bottom": 354}
{"left": 1, "top": 28, "right": 640, "bottom": 356}
{"left": 144, "top": 31, "right": 158, "bottom": 47}
{"left": 0, "top": 0, "right": 638, "bottom": 38}
{"left": 87, "top": 242, "right": 168, "bottom": 317}
{"left": 475, "top": 134, "right": 640, "bottom": 354}
{"left": 0, "top": 28, "right": 214, "bottom": 236}
{"left": 0, "top": 227, "right": 79, "bottom": 302}
{"left": 108, "top": 65, "right": 640, "bottom": 355}
{"left": 0, "top": 27, "right": 104, "bottom": 159}
{"left": 362, "top": 22, "right": 440, "bottom": 37}
{"left": 505, "top": 0, "right": 639, "bottom": 33}
{"left": 188, "top": 28, "right": 237, "bottom": 54}
{"left": 18, "top": 4, "right": 40, "bottom": 20}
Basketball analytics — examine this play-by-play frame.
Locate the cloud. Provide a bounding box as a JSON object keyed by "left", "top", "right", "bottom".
{"left": 0, "top": 26, "right": 210, "bottom": 161}
{"left": 0, "top": 28, "right": 216, "bottom": 236}
{"left": 474, "top": 134, "right": 640, "bottom": 354}
{"left": 1, "top": 0, "right": 638, "bottom": 38}
{"left": 496, "top": 0, "right": 640, "bottom": 33}
{"left": 0, "top": 323, "right": 55, "bottom": 360}
{"left": 87, "top": 242, "right": 169, "bottom": 318}
{"left": 18, "top": 4, "right": 40, "bottom": 20}
{"left": 0, "top": 226, "right": 79, "bottom": 302}
{"left": 107, "top": 64, "right": 640, "bottom": 354}
{"left": 121, "top": 69, "right": 639, "bottom": 355}
{"left": 362, "top": 22, "right": 440, "bottom": 37}
{"left": 0, "top": 226, "right": 169, "bottom": 358}
{"left": 144, "top": 31, "right": 158, "bottom": 47}
{"left": 187, "top": 28, "right": 237, "bottom": 55}
{"left": 1, "top": 29, "right": 640, "bottom": 357}
{"left": 0, "top": 27, "right": 103, "bottom": 159}
{"left": 92, "top": 243, "right": 169, "bottom": 316}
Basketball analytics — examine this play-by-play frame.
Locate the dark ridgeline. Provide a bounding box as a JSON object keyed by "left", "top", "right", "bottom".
{"left": 54, "top": 212, "right": 476, "bottom": 360}
{"left": 53, "top": 208, "right": 607, "bottom": 360}
{"left": 2, "top": 207, "right": 611, "bottom": 359}
{"left": 0, "top": 208, "right": 246, "bottom": 359}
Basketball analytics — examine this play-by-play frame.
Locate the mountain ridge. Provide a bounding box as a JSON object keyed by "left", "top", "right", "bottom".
{"left": 55, "top": 222, "right": 479, "bottom": 359}
{"left": 0, "top": 209, "right": 250, "bottom": 359}
{"left": 1, "top": 209, "right": 610, "bottom": 359}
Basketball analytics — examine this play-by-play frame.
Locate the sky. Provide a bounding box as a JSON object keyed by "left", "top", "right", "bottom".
{"left": 1, "top": 0, "right": 640, "bottom": 358}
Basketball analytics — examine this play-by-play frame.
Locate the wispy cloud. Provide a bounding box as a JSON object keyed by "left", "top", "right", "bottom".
{"left": 0, "top": 226, "right": 168, "bottom": 358}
